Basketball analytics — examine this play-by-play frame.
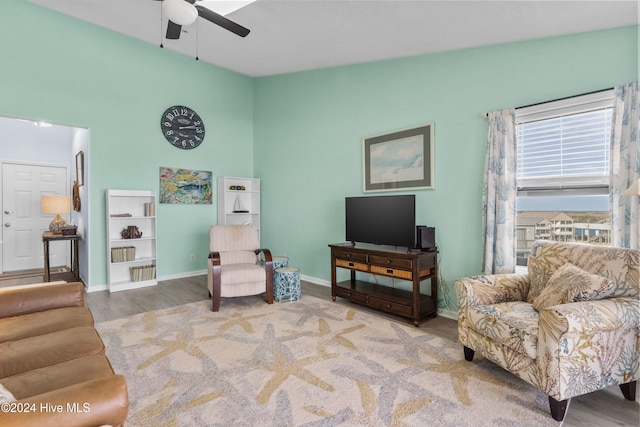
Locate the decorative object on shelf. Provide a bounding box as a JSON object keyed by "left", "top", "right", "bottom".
{"left": 41, "top": 195, "right": 71, "bottom": 234}
{"left": 61, "top": 225, "right": 78, "bottom": 236}
{"left": 121, "top": 226, "right": 143, "bottom": 239}
{"left": 363, "top": 123, "right": 435, "bottom": 192}
{"left": 232, "top": 195, "right": 249, "bottom": 213}
{"left": 75, "top": 150, "right": 84, "bottom": 186}
{"left": 159, "top": 167, "right": 212, "bottom": 204}
{"left": 160, "top": 106, "right": 205, "bottom": 150}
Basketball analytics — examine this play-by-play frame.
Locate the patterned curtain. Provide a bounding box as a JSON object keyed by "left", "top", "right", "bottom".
{"left": 482, "top": 109, "right": 518, "bottom": 273}
{"left": 610, "top": 82, "right": 639, "bottom": 249}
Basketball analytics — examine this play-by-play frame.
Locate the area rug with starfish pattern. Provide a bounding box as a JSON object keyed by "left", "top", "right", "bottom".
{"left": 95, "top": 294, "right": 558, "bottom": 426}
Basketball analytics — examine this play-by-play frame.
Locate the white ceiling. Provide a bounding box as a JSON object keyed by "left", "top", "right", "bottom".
{"left": 27, "top": 0, "right": 639, "bottom": 77}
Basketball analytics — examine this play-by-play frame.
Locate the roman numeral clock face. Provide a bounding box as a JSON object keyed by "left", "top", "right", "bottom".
{"left": 161, "top": 106, "right": 205, "bottom": 149}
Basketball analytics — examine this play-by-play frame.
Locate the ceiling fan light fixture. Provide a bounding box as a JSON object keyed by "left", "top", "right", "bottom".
{"left": 163, "top": 0, "right": 198, "bottom": 26}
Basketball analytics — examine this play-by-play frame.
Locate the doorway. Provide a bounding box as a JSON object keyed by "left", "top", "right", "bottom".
{"left": 0, "top": 116, "right": 89, "bottom": 286}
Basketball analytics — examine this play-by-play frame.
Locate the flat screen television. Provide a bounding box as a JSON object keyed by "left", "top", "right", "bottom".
{"left": 345, "top": 195, "right": 415, "bottom": 248}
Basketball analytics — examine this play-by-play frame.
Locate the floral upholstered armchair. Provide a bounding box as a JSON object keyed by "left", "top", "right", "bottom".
{"left": 455, "top": 240, "right": 639, "bottom": 421}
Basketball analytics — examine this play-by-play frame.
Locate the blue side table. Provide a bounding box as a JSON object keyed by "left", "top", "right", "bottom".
{"left": 274, "top": 267, "right": 301, "bottom": 303}
{"left": 262, "top": 256, "right": 289, "bottom": 282}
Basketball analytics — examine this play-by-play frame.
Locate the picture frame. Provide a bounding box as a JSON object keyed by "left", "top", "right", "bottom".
{"left": 363, "top": 123, "right": 434, "bottom": 192}
{"left": 75, "top": 151, "right": 84, "bottom": 186}
{"left": 159, "top": 167, "right": 213, "bottom": 204}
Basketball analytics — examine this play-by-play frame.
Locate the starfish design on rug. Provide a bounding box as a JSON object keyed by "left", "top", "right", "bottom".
{"left": 256, "top": 347, "right": 337, "bottom": 404}
{"left": 227, "top": 323, "right": 311, "bottom": 363}
{"left": 216, "top": 310, "right": 269, "bottom": 334}
{"left": 333, "top": 355, "right": 432, "bottom": 423}
{"left": 402, "top": 346, "right": 507, "bottom": 406}
{"left": 307, "top": 317, "right": 366, "bottom": 352}
{"left": 137, "top": 329, "right": 210, "bottom": 370}
{"left": 365, "top": 322, "right": 439, "bottom": 360}
{"left": 282, "top": 302, "right": 346, "bottom": 326}
{"left": 132, "top": 357, "right": 262, "bottom": 426}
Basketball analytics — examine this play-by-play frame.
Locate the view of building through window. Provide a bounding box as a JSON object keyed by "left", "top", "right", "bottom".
{"left": 515, "top": 91, "right": 613, "bottom": 267}
{"left": 516, "top": 195, "right": 610, "bottom": 266}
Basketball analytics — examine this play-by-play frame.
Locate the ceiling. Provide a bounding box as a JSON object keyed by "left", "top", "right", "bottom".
{"left": 27, "top": 0, "right": 639, "bottom": 77}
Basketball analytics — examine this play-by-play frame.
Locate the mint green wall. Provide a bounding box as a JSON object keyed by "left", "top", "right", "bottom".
{"left": 254, "top": 26, "right": 638, "bottom": 312}
{"left": 1, "top": 1, "right": 637, "bottom": 306}
{"left": 1, "top": 1, "right": 254, "bottom": 288}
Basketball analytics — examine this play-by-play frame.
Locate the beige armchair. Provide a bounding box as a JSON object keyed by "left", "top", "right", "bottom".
{"left": 207, "top": 225, "right": 274, "bottom": 311}
{"left": 455, "top": 240, "right": 639, "bottom": 421}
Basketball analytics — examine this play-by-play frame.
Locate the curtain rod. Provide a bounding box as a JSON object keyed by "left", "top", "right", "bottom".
{"left": 480, "top": 87, "right": 614, "bottom": 118}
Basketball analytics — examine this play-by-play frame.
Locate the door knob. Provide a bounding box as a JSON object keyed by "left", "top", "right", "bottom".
{"left": 4, "top": 211, "right": 10, "bottom": 215}
{"left": 4, "top": 223, "right": 10, "bottom": 228}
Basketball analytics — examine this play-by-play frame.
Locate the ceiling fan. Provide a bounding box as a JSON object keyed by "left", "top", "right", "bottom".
{"left": 160, "top": 0, "right": 250, "bottom": 40}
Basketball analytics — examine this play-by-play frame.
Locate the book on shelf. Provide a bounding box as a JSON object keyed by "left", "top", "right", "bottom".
{"left": 144, "top": 202, "right": 155, "bottom": 216}
{"left": 130, "top": 264, "right": 156, "bottom": 282}
{"left": 111, "top": 246, "right": 136, "bottom": 263}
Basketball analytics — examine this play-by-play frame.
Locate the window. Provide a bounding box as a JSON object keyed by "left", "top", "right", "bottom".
{"left": 515, "top": 90, "right": 613, "bottom": 267}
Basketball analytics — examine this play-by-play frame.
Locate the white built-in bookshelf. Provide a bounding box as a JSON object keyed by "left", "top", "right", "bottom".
{"left": 106, "top": 189, "right": 157, "bottom": 292}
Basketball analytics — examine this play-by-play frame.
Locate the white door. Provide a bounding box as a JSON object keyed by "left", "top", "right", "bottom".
{"left": 2, "top": 163, "right": 68, "bottom": 272}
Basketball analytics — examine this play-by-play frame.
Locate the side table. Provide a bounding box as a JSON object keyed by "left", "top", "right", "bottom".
{"left": 274, "top": 267, "right": 301, "bottom": 303}
{"left": 42, "top": 231, "right": 81, "bottom": 282}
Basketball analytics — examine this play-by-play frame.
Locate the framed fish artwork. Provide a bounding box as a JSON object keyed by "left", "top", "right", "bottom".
{"left": 159, "top": 167, "right": 213, "bottom": 204}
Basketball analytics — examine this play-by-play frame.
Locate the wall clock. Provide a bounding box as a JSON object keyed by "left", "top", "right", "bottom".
{"left": 161, "top": 105, "right": 205, "bottom": 150}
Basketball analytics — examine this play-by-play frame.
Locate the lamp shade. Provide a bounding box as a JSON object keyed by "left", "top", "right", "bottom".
{"left": 622, "top": 179, "right": 640, "bottom": 196}
{"left": 42, "top": 195, "right": 71, "bottom": 214}
{"left": 163, "top": 0, "right": 198, "bottom": 26}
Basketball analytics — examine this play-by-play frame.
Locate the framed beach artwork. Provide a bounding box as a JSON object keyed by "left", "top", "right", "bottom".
{"left": 363, "top": 123, "right": 434, "bottom": 192}
{"left": 159, "top": 167, "right": 213, "bottom": 204}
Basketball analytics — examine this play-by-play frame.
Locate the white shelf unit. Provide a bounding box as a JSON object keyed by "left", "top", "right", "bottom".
{"left": 217, "top": 176, "right": 260, "bottom": 241}
{"left": 106, "top": 189, "right": 157, "bottom": 293}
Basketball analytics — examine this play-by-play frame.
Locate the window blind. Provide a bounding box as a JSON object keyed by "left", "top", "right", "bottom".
{"left": 516, "top": 90, "right": 614, "bottom": 192}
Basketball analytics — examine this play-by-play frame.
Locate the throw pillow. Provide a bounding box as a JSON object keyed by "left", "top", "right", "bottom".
{"left": 532, "top": 263, "right": 617, "bottom": 311}
{"left": 0, "top": 383, "right": 16, "bottom": 403}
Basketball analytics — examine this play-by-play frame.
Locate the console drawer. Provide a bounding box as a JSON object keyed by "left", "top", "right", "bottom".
{"left": 368, "top": 255, "right": 412, "bottom": 270}
{"left": 370, "top": 265, "right": 412, "bottom": 280}
{"left": 368, "top": 295, "right": 412, "bottom": 316}
{"left": 334, "top": 286, "right": 368, "bottom": 304}
{"left": 336, "top": 259, "right": 369, "bottom": 272}
{"left": 334, "top": 250, "right": 368, "bottom": 263}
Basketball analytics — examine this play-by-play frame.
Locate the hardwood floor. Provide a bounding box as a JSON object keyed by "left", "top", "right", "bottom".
{"left": 81, "top": 276, "right": 639, "bottom": 426}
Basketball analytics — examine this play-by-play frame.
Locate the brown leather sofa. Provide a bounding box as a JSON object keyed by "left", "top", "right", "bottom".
{"left": 0, "top": 281, "right": 128, "bottom": 426}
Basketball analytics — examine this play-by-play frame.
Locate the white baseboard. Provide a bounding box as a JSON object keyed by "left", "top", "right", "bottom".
{"left": 86, "top": 269, "right": 208, "bottom": 293}
{"left": 159, "top": 269, "right": 207, "bottom": 281}
{"left": 301, "top": 274, "right": 331, "bottom": 287}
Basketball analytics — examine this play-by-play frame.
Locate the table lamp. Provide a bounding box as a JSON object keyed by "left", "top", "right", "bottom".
{"left": 41, "top": 195, "right": 70, "bottom": 234}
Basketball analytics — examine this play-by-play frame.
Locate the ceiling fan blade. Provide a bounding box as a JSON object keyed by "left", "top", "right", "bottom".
{"left": 195, "top": 5, "right": 250, "bottom": 38}
{"left": 166, "top": 20, "right": 182, "bottom": 39}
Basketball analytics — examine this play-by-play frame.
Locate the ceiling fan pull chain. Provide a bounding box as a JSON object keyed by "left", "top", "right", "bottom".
{"left": 195, "top": 19, "right": 199, "bottom": 61}
{"left": 159, "top": 1, "right": 163, "bottom": 48}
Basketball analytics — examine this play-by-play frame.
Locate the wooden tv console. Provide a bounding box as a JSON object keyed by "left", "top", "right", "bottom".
{"left": 329, "top": 243, "right": 438, "bottom": 327}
